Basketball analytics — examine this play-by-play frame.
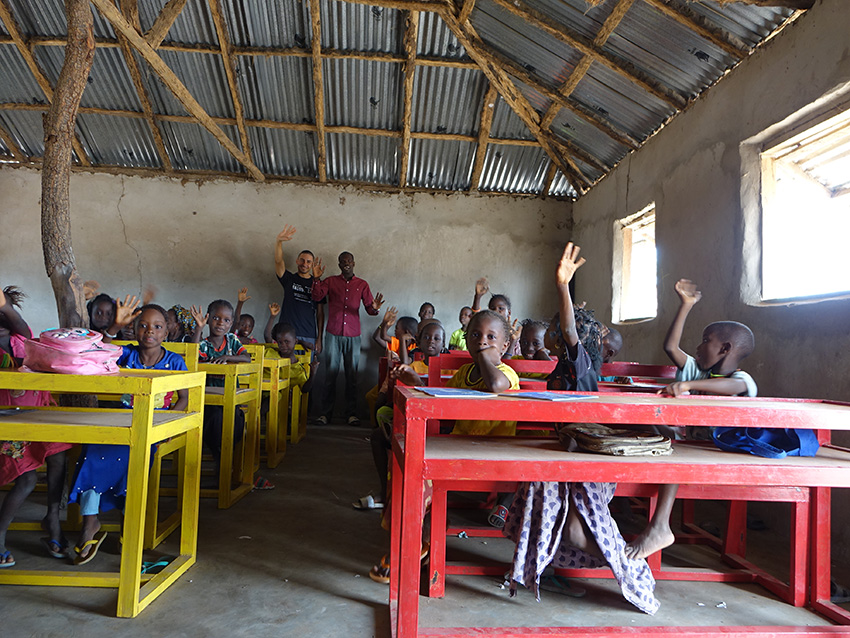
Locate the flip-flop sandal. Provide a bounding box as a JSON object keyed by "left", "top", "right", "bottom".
{"left": 141, "top": 558, "right": 173, "bottom": 575}
{"left": 74, "top": 531, "right": 107, "bottom": 566}
{"left": 40, "top": 537, "right": 69, "bottom": 559}
{"left": 368, "top": 544, "right": 429, "bottom": 585}
{"left": 488, "top": 504, "right": 509, "bottom": 529}
{"left": 539, "top": 574, "right": 587, "bottom": 598}
{"left": 253, "top": 476, "right": 275, "bottom": 491}
{"left": 352, "top": 495, "right": 384, "bottom": 510}
{"left": 0, "top": 550, "right": 15, "bottom": 568}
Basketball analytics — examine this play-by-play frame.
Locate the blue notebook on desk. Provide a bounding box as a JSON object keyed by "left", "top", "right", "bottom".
{"left": 506, "top": 391, "right": 591, "bottom": 401}
{"left": 414, "top": 387, "right": 497, "bottom": 398}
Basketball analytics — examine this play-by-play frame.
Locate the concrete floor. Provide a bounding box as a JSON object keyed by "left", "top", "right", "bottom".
{"left": 2, "top": 423, "right": 840, "bottom": 637}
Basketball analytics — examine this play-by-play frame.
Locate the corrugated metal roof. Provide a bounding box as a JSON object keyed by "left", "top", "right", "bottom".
{"left": 417, "top": 12, "right": 467, "bottom": 59}
{"left": 0, "top": 135, "right": 10, "bottom": 157}
{"left": 521, "top": 0, "right": 616, "bottom": 43}
{"left": 0, "top": 44, "right": 48, "bottom": 104}
{"left": 512, "top": 77, "right": 552, "bottom": 118}
{"left": 0, "top": 109, "right": 46, "bottom": 157}
{"left": 75, "top": 112, "right": 162, "bottom": 168}
{"left": 321, "top": 0, "right": 403, "bottom": 54}
{"left": 680, "top": 1, "right": 794, "bottom": 47}
{"left": 478, "top": 144, "right": 549, "bottom": 194}
{"left": 219, "top": 0, "right": 311, "bottom": 49}
{"left": 323, "top": 57, "right": 401, "bottom": 130}
{"left": 407, "top": 138, "right": 474, "bottom": 190}
{"left": 236, "top": 54, "right": 314, "bottom": 124}
{"left": 551, "top": 107, "right": 628, "bottom": 169}
{"left": 34, "top": 45, "right": 142, "bottom": 112}
{"left": 326, "top": 132, "right": 399, "bottom": 184}
{"left": 139, "top": 50, "right": 235, "bottom": 119}
{"left": 548, "top": 170, "right": 577, "bottom": 199}
{"left": 490, "top": 95, "right": 535, "bottom": 141}
{"left": 138, "top": 0, "right": 218, "bottom": 47}
{"left": 158, "top": 119, "right": 244, "bottom": 172}
{"left": 247, "top": 126, "right": 318, "bottom": 177}
{"left": 412, "top": 65, "right": 486, "bottom": 136}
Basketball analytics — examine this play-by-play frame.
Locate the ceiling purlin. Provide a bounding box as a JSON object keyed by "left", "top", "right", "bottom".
{"left": 399, "top": 10, "right": 419, "bottom": 188}
{"left": 540, "top": 0, "right": 635, "bottom": 132}
{"left": 90, "top": 0, "right": 264, "bottom": 180}
{"left": 469, "top": 82, "right": 498, "bottom": 191}
{"left": 489, "top": 0, "right": 686, "bottom": 111}
{"left": 118, "top": 0, "right": 173, "bottom": 172}
{"left": 642, "top": 0, "right": 748, "bottom": 57}
{"left": 0, "top": 119, "right": 26, "bottom": 162}
{"left": 310, "top": 0, "right": 327, "bottom": 183}
{"left": 441, "top": 7, "right": 590, "bottom": 194}
{"left": 145, "top": 0, "right": 190, "bottom": 49}
{"left": 0, "top": 0, "right": 91, "bottom": 166}
{"left": 208, "top": 0, "right": 258, "bottom": 180}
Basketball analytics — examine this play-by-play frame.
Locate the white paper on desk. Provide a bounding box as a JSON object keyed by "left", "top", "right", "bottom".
{"left": 504, "top": 391, "right": 592, "bottom": 401}
{"left": 414, "top": 387, "right": 498, "bottom": 398}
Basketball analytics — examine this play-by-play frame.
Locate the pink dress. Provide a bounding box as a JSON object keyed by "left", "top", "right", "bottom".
{"left": 0, "top": 332, "right": 73, "bottom": 486}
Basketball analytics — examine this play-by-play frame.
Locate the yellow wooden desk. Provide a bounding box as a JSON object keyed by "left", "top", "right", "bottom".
{"left": 288, "top": 351, "right": 312, "bottom": 444}
{"left": 0, "top": 368, "right": 205, "bottom": 618}
{"left": 260, "top": 355, "right": 290, "bottom": 469}
{"left": 197, "top": 360, "right": 261, "bottom": 509}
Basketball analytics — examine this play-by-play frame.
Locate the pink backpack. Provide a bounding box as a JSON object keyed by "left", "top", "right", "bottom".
{"left": 23, "top": 328, "right": 122, "bottom": 375}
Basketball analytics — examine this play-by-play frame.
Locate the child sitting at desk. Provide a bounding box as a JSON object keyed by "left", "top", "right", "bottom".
{"left": 503, "top": 242, "right": 660, "bottom": 615}
{"left": 471, "top": 278, "right": 521, "bottom": 357}
{"left": 265, "top": 320, "right": 319, "bottom": 394}
{"left": 624, "top": 278, "right": 756, "bottom": 561}
{"left": 233, "top": 287, "right": 258, "bottom": 344}
{"left": 448, "top": 306, "right": 472, "bottom": 351}
{"left": 372, "top": 307, "right": 417, "bottom": 359}
{"left": 166, "top": 305, "right": 197, "bottom": 343}
{"left": 69, "top": 300, "right": 189, "bottom": 565}
{"left": 0, "top": 286, "right": 72, "bottom": 567}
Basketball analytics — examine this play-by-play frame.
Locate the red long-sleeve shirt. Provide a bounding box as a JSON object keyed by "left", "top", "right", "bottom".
{"left": 311, "top": 274, "right": 378, "bottom": 337}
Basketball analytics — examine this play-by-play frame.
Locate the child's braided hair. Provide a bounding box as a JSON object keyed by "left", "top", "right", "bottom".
{"left": 2, "top": 286, "right": 26, "bottom": 308}
{"left": 574, "top": 305, "right": 603, "bottom": 373}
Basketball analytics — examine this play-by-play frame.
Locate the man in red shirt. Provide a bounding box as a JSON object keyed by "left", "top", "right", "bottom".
{"left": 311, "top": 252, "right": 384, "bottom": 425}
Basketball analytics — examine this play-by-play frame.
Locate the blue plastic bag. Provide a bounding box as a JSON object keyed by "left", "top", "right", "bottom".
{"left": 712, "top": 427, "right": 819, "bottom": 459}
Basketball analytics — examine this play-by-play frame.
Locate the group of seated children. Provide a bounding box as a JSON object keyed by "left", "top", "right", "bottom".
{"left": 0, "top": 283, "right": 315, "bottom": 567}
{"left": 360, "top": 241, "right": 758, "bottom": 616}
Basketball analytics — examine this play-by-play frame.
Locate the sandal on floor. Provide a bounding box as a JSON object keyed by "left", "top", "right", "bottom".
{"left": 368, "top": 543, "right": 430, "bottom": 585}
{"left": 253, "top": 476, "right": 275, "bottom": 491}
{"left": 488, "top": 504, "right": 509, "bottom": 529}
{"left": 73, "top": 531, "right": 107, "bottom": 566}
{"left": 0, "top": 550, "right": 15, "bottom": 568}
{"left": 40, "top": 537, "right": 69, "bottom": 559}
{"left": 352, "top": 495, "right": 384, "bottom": 510}
{"left": 539, "top": 574, "right": 587, "bottom": 598}
{"left": 141, "top": 558, "right": 174, "bottom": 575}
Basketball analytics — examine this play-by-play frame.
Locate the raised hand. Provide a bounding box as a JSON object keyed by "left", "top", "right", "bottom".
{"left": 82, "top": 280, "right": 100, "bottom": 301}
{"left": 372, "top": 292, "right": 385, "bottom": 311}
{"left": 674, "top": 279, "right": 702, "bottom": 306}
{"left": 389, "top": 363, "right": 420, "bottom": 386}
{"left": 510, "top": 318, "right": 522, "bottom": 342}
{"left": 277, "top": 225, "right": 296, "bottom": 243}
{"left": 114, "top": 294, "right": 141, "bottom": 328}
{"left": 269, "top": 303, "right": 281, "bottom": 317}
{"left": 190, "top": 305, "right": 208, "bottom": 330}
{"left": 475, "top": 277, "right": 489, "bottom": 297}
{"left": 556, "top": 242, "right": 586, "bottom": 287}
{"left": 312, "top": 258, "right": 325, "bottom": 279}
{"left": 382, "top": 306, "right": 398, "bottom": 327}
{"left": 238, "top": 287, "right": 251, "bottom": 303}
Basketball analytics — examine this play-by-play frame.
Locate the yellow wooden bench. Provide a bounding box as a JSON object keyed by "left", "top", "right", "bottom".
{"left": 0, "top": 368, "right": 205, "bottom": 618}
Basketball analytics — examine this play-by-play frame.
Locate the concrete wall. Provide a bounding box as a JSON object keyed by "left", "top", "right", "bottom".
{"left": 570, "top": 0, "right": 850, "bottom": 568}
{"left": 0, "top": 167, "right": 570, "bottom": 406}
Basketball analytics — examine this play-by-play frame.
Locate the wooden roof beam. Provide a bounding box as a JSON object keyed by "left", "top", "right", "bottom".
{"left": 399, "top": 10, "right": 419, "bottom": 188}
{"left": 310, "top": 0, "right": 327, "bottom": 183}
{"left": 145, "top": 0, "right": 189, "bottom": 49}
{"left": 90, "top": 0, "right": 264, "bottom": 180}
{"left": 469, "top": 83, "right": 497, "bottom": 191}
{"left": 439, "top": 10, "right": 590, "bottom": 195}
{"left": 457, "top": 0, "right": 476, "bottom": 24}
{"left": 118, "top": 0, "right": 172, "bottom": 172}
{"left": 716, "top": 0, "right": 813, "bottom": 9}
{"left": 209, "top": 0, "right": 259, "bottom": 181}
{"left": 641, "top": 0, "right": 749, "bottom": 58}
{"left": 0, "top": 120, "right": 27, "bottom": 163}
{"left": 0, "top": 0, "right": 91, "bottom": 166}
{"left": 489, "top": 0, "right": 687, "bottom": 110}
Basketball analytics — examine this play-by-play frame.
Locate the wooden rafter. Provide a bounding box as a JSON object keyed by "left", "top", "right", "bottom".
{"left": 90, "top": 0, "right": 264, "bottom": 180}
{"left": 208, "top": 0, "right": 258, "bottom": 180}
{"left": 0, "top": 0, "right": 91, "bottom": 166}
{"left": 0, "top": 120, "right": 26, "bottom": 162}
{"left": 440, "top": 10, "right": 590, "bottom": 194}
{"left": 642, "top": 0, "right": 748, "bottom": 58}
{"left": 310, "top": 0, "right": 327, "bottom": 182}
{"left": 399, "top": 10, "right": 419, "bottom": 188}
{"left": 489, "top": 0, "right": 686, "bottom": 110}
{"left": 457, "top": 0, "right": 476, "bottom": 24}
{"left": 541, "top": 0, "right": 634, "bottom": 131}
{"left": 738, "top": 0, "right": 813, "bottom": 7}
{"left": 542, "top": 160, "right": 558, "bottom": 197}
{"left": 145, "top": 0, "right": 189, "bottom": 49}
{"left": 118, "top": 0, "right": 172, "bottom": 172}
{"left": 469, "top": 83, "right": 497, "bottom": 191}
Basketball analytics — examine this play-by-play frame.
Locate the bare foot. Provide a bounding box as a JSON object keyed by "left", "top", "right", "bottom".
{"left": 565, "top": 507, "right": 603, "bottom": 559}
{"left": 625, "top": 524, "right": 675, "bottom": 560}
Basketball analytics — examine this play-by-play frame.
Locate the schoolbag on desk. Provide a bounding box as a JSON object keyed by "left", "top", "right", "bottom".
{"left": 23, "top": 327, "right": 122, "bottom": 375}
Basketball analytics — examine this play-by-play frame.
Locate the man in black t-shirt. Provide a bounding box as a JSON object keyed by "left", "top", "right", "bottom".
{"left": 274, "top": 225, "right": 324, "bottom": 353}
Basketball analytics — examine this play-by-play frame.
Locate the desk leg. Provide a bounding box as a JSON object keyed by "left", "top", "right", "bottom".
{"left": 428, "top": 486, "right": 447, "bottom": 598}
{"left": 180, "top": 424, "right": 202, "bottom": 558}
{"left": 810, "top": 486, "right": 850, "bottom": 623}
{"left": 219, "top": 379, "right": 237, "bottom": 509}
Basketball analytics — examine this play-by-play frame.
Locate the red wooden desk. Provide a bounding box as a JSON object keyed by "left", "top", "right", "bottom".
{"left": 388, "top": 387, "right": 850, "bottom": 638}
